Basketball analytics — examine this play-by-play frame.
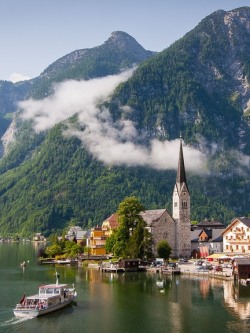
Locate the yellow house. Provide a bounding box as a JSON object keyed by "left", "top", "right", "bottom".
{"left": 89, "top": 226, "right": 107, "bottom": 256}
{"left": 88, "top": 214, "right": 119, "bottom": 256}
{"left": 102, "top": 213, "right": 119, "bottom": 237}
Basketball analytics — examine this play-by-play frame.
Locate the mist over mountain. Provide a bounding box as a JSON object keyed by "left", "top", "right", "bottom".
{"left": 0, "top": 8, "right": 249, "bottom": 236}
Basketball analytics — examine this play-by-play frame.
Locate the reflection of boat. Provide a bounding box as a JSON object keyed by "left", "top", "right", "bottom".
{"left": 13, "top": 273, "right": 77, "bottom": 317}
{"left": 156, "top": 280, "right": 164, "bottom": 288}
{"left": 240, "top": 278, "right": 250, "bottom": 286}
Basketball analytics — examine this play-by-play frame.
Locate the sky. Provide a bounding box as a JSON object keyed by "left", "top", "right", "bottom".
{"left": 1, "top": 0, "right": 249, "bottom": 82}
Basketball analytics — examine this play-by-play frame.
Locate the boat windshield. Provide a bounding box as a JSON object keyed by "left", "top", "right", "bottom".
{"left": 39, "top": 287, "right": 61, "bottom": 295}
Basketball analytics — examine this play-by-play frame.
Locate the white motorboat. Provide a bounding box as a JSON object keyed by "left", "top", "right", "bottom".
{"left": 240, "top": 278, "right": 250, "bottom": 286}
{"left": 13, "top": 273, "right": 77, "bottom": 317}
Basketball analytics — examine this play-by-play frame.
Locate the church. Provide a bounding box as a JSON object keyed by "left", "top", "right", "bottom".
{"left": 95, "top": 138, "right": 191, "bottom": 258}
{"left": 141, "top": 138, "right": 191, "bottom": 258}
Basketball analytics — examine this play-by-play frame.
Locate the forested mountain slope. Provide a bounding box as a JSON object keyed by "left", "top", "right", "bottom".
{"left": 0, "top": 8, "right": 249, "bottom": 236}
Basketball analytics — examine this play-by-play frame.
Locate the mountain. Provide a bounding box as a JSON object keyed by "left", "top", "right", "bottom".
{"left": 0, "top": 8, "right": 249, "bottom": 236}
{"left": 110, "top": 8, "right": 250, "bottom": 152}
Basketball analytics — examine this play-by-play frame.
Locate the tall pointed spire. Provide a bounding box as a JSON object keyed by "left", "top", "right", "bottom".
{"left": 176, "top": 135, "right": 187, "bottom": 184}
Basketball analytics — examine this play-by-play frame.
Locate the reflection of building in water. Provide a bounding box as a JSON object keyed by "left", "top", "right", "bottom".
{"left": 223, "top": 280, "right": 250, "bottom": 320}
{"left": 167, "top": 277, "right": 193, "bottom": 332}
{"left": 199, "top": 279, "right": 210, "bottom": 299}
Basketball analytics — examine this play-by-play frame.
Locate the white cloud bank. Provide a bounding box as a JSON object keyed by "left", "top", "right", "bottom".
{"left": 19, "top": 71, "right": 207, "bottom": 173}
{"left": 8, "top": 72, "right": 31, "bottom": 83}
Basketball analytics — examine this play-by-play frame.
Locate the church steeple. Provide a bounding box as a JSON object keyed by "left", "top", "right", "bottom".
{"left": 173, "top": 137, "right": 189, "bottom": 214}
{"left": 176, "top": 136, "right": 187, "bottom": 185}
{"left": 172, "top": 136, "right": 191, "bottom": 257}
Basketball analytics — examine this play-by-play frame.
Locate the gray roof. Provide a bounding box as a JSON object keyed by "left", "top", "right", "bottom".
{"left": 191, "top": 228, "right": 225, "bottom": 243}
{"left": 234, "top": 258, "right": 250, "bottom": 265}
{"left": 222, "top": 217, "right": 250, "bottom": 235}
{"left": 238, "top": 217, "right": 250, "bottom": 227}
{"left": 197, "top": 219, "right": 224, "bottom": 228}
{"left": 191, "top": 230, "right": 202, "bottom": 242}
{"left": 140, "top": 209, "right": 169, "bottom": 225}
{"left": 211, "top": 229, "right": 225, "bottom": 242}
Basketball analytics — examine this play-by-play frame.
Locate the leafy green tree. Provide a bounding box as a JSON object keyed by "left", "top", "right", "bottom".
{"left": 105, "top": 232, "right": 116, "bottom": 254}
{"left": 45, "top": 244, "right": 62, "bottom": 257}
{"left": 110, "top": 196, "right": 153, "bottom": 259}
{"left": 113, "top": 196, "right": 145, "bottom": 257}
{"left": 69, "top": 244, "right": 82, "bottom": 258}
{"left": 157, "top": 240, "right": 172, "bottom": 260}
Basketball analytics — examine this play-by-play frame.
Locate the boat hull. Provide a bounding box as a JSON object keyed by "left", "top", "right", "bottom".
{"left": 13, "top": 298, "right": 74, "bottom": 318}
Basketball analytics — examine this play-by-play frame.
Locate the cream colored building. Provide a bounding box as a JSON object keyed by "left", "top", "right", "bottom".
{"left": 222, "top": 217, "right": 250, "bottom": 255}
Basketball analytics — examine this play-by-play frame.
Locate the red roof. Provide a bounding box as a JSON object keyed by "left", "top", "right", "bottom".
{"left": 104, "top": 213, "right": 119, "bottom": 228}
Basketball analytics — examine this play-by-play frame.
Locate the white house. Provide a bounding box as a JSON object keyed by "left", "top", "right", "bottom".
{"left": 222, "top": 217, "right": 250, "bottom": 255}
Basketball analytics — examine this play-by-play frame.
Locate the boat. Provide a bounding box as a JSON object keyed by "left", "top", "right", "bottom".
{"left": 240, "top": 278, "right": 250, "bottom": 286}
{"left": 56, "top": 259, "right": 71, "bottom": 264}
{"left": 13, "top": 273, "right": 77, "bottom": 317}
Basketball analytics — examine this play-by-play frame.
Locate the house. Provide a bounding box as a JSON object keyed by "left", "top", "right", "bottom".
{"left": 88, "top": 226, "right": 107, "bottom": 256}
{"left": 191, "top": 228, "right": 224, "bottom": 258}
{"left": 233, "top": 258, "right": 250, "bottom": 280}
{"left": 101, "top": 213, "right": 119, "bottom": 237}
{"left": 222, "top": 217, "right": 250, "bottom": 255}
{"left": 118, "top": 258, "right": 141, "bottom": 271}
{"left": 33, "top": 233, "right": 46, "bottom": 242}
{"left": 87, "top": 214, "right": 119, "bottom": 256}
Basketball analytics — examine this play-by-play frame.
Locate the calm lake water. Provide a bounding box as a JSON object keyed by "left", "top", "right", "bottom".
{"left": 0, "top": 242, "right": 250, "bottom": 333}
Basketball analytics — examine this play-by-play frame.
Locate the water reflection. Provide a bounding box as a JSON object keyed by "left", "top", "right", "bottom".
{"left": 1, "top": 243, "right": 250, "bottom": 333}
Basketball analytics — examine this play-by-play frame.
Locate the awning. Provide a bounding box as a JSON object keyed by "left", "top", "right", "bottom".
{"left": 206, "top": 253, "right": 226, "bottom": 259}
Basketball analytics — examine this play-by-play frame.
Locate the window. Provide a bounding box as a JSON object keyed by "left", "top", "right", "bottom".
{"left": 182, "top": 202, "right": 187, "bottom": 209}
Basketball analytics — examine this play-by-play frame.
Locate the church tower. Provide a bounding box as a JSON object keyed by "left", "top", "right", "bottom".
{"left": 172, "top": 137, "right": 191, "bottom": 257}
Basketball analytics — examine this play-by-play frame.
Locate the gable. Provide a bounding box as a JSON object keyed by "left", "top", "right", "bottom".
{"left": 222, "top": 217, "right": 250, "bottom": 235}
{"left": 140, "top": 209, "right": 173, "bottom": 226}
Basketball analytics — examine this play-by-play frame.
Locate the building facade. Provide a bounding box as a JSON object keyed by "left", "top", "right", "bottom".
{"left": 222, "top": 217, "right": 250, "bottom": 255}
{"left": 140, "top": 209, "right": 176, "bottom": 255}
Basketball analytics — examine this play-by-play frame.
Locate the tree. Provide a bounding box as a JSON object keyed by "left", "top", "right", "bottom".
{"left": 110, "top": 196, "right": 153, "bottom": 259}
{"left": 45, "top": 244, "right": 62, "bottom": 257}
{"left": 113, "top": 196, "right": 145, "bottom": 257}
{"left": 105, "top": 232, "right": 116, "bottom": 254}
{"left": 156, "top": 240, "right": 172, "bottom": 260}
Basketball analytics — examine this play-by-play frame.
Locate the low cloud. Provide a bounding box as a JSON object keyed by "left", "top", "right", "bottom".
{"left": 19, "top": 71, "right": 207, "bottom": 173}
{"left": 8, "top": 73, "right": 31, "bottom": 83}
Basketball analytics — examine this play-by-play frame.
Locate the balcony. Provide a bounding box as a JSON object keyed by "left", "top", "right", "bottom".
{"left": 232, "top": 228, "right": 245, "bottom": 235}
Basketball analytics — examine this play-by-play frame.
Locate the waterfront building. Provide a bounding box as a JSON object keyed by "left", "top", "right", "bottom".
{"left": 88, "top": 214, "right": 119, "bottom": 255}
{"left": 87, "top": 138, "right": 191, "bottom": 258}
{"left": 33, "top": 233, "right": 46, "bottom": 242}
{"left": 233, "top": 257, "right": 250, "bottom": 281}
{"left": 191, "top": 228, "right": 224, "bottom": 258}
{"left": 125, "top": 138, "right": 191, "bottom": 258}
{"left": 222, "top": 217, "right": 250, "bottom": 255}
{"left": 101, "top": 213, "right": 119, "bottom": 237}
{"left": 88, "top": 226, "right": 107, "bottom": 256}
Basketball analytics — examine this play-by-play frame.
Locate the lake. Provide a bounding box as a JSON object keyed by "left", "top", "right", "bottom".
{"left": 0, "top": 242, "right": 249, "bottom": 333}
